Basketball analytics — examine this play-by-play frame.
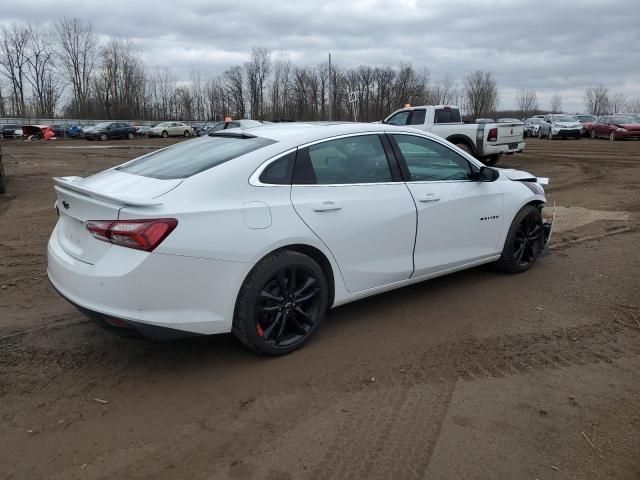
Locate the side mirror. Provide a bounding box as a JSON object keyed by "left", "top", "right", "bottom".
{"left": 477, "top": 166, "right": 499, "bottom": 182}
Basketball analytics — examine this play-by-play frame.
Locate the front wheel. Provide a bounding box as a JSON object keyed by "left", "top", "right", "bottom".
{"left": 161, "top": 130, "right": 168, "bottom": 138}
{"left": 591, "top": 130, "right": 596, "bottom": 139}
{"left": 183, "top": 130, "right": 192, "bottom": 137}
{"left": 495, "top": 205, "right": 544, "bottom": 273}
{"left": 538, "top": 129, "right": 543, "bottom": 139}
{"left": 547, "top": 130, "right": 553, "bottom": 140}
{"left": 127, "top": 132, "right": 134, "bottom": 140}
{"left": 233, "top": 250, "right": 329, "bottom": 355}
{"left": 99, "top": 133, "right": 108, "bottom": 141}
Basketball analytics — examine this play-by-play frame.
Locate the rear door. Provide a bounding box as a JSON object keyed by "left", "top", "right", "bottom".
{"left": 389, "top": 133, "right": 503, "bottom": 276}
{"left": 290, "top": 133, "right": 416, "bottom": 292}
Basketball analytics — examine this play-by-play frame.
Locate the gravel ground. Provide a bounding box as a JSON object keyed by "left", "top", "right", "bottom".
{"left": 1, "top": 136, "right": 639, "bottom": 480}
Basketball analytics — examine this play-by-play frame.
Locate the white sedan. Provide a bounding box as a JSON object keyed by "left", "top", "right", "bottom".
{"left": 148, "top": 121, "right": 195, "bottom": 138}
{"left": 48, "top": 123, "right": 551, "bottom": 355}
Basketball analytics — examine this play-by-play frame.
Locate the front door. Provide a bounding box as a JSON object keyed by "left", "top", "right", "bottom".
{"left": 389, "top": 133, "right": 504, "bottom": 277}
{"left": 291, "top": 133, "right": 416, "bottom": 292}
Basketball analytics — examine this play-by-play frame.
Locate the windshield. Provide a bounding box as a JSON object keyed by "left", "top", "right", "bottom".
{"left": 552, "top": 115, "right": 576, "bottom": 122}
{"left": 576, "top": 115, "right": 596, "bottom": 122}
{"left": 611, "top": 116, "right": 636, "bottom": 124}
{"left": 530, "top": 118, "right": 542, "bottom": 124}
{"left": 118, "top": 135, "right": 276, "bottom": 179}
{"left": 94, "top": 122, "right": 111, "bottom": 129}
{"left": 154, "top": 122, "right": 169, "bottom": 127}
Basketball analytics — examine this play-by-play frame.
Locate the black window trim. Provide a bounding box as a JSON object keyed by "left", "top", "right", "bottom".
{"left": 386, "top": 132, "right": 480, "bottom": 184}
{"left": 249, "top": 147, "right": 298, "bottom": 186}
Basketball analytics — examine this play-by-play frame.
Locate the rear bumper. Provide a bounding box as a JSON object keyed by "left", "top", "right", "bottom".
{"left": 483, "top": 141, "right": 525, "bottom": 156}
{"left": 47, "top": 224, "right": 249, "bottom": 337}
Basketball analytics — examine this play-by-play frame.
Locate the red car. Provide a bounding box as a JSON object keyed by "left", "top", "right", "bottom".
{"left": 575, "top": 114, "right": 597, "bottom": 137}
{"left": 590, "top": 115, "right": 640, "bottom": 141}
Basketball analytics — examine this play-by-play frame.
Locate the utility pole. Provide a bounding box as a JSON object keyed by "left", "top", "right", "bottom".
{"left": 328, "top": 53, "right": 332, "bottom": 121}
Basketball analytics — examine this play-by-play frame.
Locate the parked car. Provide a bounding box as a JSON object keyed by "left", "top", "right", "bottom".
{"left": 22, "top": 125, "right": 56, "bottom": 140}
{"left": 84, "top": 122, "right": 136, "bottom": 141}
{"left": 574, "top": 114, "right": 597, "bottom": 137}
{"left": 48, "top": 122, "right": 552, "bottom": 354}
{"left": 66, "top": 125, "right": 83, "bottom": 138}
{"left": 590, "top": 115, "right": 640, "bottom": 141}
{"left": 497, "top": 118, "right": 522, "bottom": 123}
{"left": 50, "top": 125, "right": 67, "bottom": 138}
{"left": 133, "top": 125, "right": 152, "bottom": 137}
{"left": 538, "top": 114, "right": 581, "bottom": 140}
{"left": 0, "top": 124, "right": 20, "bottom": 139}
{"left": 524, "top": 118, "right": 544, "bottom": 138}
{"left": 148, "top": 121, "right": 195, "bottom": 138}
{"left": 383, "top": 105, "right": 524, "bottom": 165}
{"left": 13, "top": 128, "right": 23, "bottom": 138}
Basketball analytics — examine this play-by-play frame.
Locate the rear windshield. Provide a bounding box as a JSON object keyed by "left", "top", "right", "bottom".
{"left": 434, "top": 108, "right": 461, "bottom": 124}
{"left": 118, "top": 135, "right": 276, "bottom": 179}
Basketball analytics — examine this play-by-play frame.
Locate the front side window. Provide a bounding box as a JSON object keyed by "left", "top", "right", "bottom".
{"left": 392, "top": 134, "right": 472, "bottom": 182}
{"left": 298, "top": 135, "right": 392, "bottom": 185}
{"left": 385, "top": 111, "right": 410, "bottom": 126}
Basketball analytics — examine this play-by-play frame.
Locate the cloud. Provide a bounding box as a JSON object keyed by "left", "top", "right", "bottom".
{"left": 1, "top": 0, "right": 639, "bottom": 111}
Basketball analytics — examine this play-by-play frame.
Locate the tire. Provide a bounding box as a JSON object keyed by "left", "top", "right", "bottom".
{"left": 609, "top": 132, "right": 616, "bottom": 141}
{"left": 0, "top": 158, "right": 6, "bottom": 194}
{"left": 454, "top": 142, "right": 472, "bottom": 155}
{"left": 233, "top": 250, "right": 329, "bottom": 356}
{"left": 538, "top": 129, "right": 543, "bottom": 139}
{"left": 127, "top": 132, "right": 134, "bottom": 140}
{"left": 547, "top": 130, "right": 553, "bottom": 140}
{"left": 161, "top": 130, "right": 168, "bottom": 138}
{"left": 484, "top": 154, "right": 499, "bottom": 166}
{"left": 99, "top": 133, "right": 108, "bottom": 141}
{"left": 574, "top": 134, "right": 581, "bottom": 140}
{"left": 495, "top": 205, "right": 544, "bottom": 274}
{"left": 591, "top": 130, "right": 596, "bottom": 139}
{"left": 183, "top": 130, "right": 191, "bottom": 137}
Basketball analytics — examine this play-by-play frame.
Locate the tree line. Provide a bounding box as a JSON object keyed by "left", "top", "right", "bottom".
{"left": 1, "top": 18, "right": 638, "bottom": 123}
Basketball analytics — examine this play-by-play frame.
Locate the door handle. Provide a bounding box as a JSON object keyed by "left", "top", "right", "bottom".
{"left": 418, "top": 193, "right": 441, "bottom": 203}
{"left": 312, "top": 201, "right": 342, "bottom": 212}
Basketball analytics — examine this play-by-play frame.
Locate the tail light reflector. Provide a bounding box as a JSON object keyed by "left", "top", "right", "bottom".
{"left": 86, "top": 218, "right": 178, "bottom": 252}
{"left": 487, "top": 128, "right": 498, "bottom": 142}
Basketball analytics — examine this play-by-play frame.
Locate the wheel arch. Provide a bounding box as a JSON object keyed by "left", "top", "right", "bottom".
{"left": 446, "top": 134, "right": 476, "bottom": 155}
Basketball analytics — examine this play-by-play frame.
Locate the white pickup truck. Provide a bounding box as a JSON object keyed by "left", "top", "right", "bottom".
{"left": 382, "top": 105, "right": 525, "bottom": 165}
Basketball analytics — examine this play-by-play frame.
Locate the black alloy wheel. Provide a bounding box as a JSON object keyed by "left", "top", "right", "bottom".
{"left": 495, "top": 205, "right": 544, "bottom": 273}
{"left": 233, "top": 250, "right": 328, "bottom": 355}
{"left": 255, "top": 265, "right": 322, "bottom": 348}
{"left": 512, "top": 211, "right": 544, "bottom": 268}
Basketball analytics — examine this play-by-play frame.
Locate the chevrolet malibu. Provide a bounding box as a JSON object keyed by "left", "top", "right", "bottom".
{"left": 48, "top": 123, "right": 552, "bottom": 355}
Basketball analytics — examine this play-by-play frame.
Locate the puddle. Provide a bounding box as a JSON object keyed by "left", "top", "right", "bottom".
{"left": 549, "top": 206, "right": 630, "bottom": 233}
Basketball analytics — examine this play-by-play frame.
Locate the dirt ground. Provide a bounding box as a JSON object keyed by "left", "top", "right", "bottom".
{"left": 1, "top": 136, "right": 639, "bottom": 480}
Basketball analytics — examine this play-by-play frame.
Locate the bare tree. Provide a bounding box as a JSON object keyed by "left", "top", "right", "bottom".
{"left": 609, "top": 92, "right": 627, "bottom": 113}
{"left": 55, "top": 17, "right": 96, "bottom": 117}
{"left": 223, "top": 65, "right": 245, "bottom": 119}
{"left": 429, "top": 73, "right": 457, "bottom": 105}
{"left": 550, "top": 94, "right": 562, "bottom": 113}
{"left": 0, "top": 23, "right": 30, "bottom": 117}
{"left": 24, "top": 24, "right": 61, "bottom": 117}
{"left": 516, "top": 89, "right": 537, "bottom": 117}
{"left": 626, "top": 98, "right": 640, "bottom": 113}
{"left": 463, "top": 70, "right": 498, "bottom": 119}
{"left": 244, "top": 47, "right": 271, "bottom": 119}
{"left": 584, "top": 85, "right": 609, "bottom": 116}
{"left": 393, "top": 64, "right": 425, "bottom": 109}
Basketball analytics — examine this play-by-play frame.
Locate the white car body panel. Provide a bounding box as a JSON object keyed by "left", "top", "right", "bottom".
{"left": 47, "top": 123, "right": 547, "bottom": 338}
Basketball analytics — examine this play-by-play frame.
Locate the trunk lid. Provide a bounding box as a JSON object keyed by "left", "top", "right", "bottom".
{"left": 495, "top": 123, "right": 524, "bottom": 144}
{"left": 53, "top": 171, "right": 181, "bottom": 264}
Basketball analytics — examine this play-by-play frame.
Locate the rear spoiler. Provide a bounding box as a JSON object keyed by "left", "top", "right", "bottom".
{"left": 53, "top": 176, "right": 162, "bottom": 206}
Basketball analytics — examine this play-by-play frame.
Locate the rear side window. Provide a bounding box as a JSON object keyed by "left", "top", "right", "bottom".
{"left": 434, "top": 108, "right": 461, "bottom": 124}
{"left": 259, "top": 151, "right": 295, "bottom": 184}
{"left": 118, "top": 135, "right": 276, "bottom": 179}
{"left": 296, "top": 135, "right": 392, "bottom": 185}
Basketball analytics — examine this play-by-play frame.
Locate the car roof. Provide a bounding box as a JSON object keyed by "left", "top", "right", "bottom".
{"left": 215, "top": 121, "right": 442, "bottom": 150}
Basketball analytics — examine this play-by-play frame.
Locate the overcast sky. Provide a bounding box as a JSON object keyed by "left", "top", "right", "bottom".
{"left": 2, "top": 0, "right": 639, "bottom": 112}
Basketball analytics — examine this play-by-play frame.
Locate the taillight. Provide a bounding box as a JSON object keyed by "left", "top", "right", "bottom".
{"left": 86, "top": 218, "right": 178, "bottom": 252}
{"left": 487, "top": 127, "right": 498, "bottom": 142}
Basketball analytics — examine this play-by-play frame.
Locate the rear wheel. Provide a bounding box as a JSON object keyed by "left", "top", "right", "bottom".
{"left": 538, "top": 129, "right": 543, "bottom": 139}
{"left": 99, "top": 133, "right": 108, "bottom": 141}
{"left": 547, "top": 130, "right": 553, "bottom": 140}
{"left": 495, "top": 205, "right": 544, "bottom": 273}
{"left": 233, "top": 250, "right": 329, "bottom": 355}
{"left": 591, "top": 130, "right": 596, "bottom": 139}
{"left": 454, "top": 142, "right": 473, "bottom": 155}
{"left": 484, "top": 154, "right": 499, "bottom": 166}
{"left": 609, "top": 132, "right": 616, "bottom": 141}
{"left": 127, "top": 132, "right": 134, "bottom": 140}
